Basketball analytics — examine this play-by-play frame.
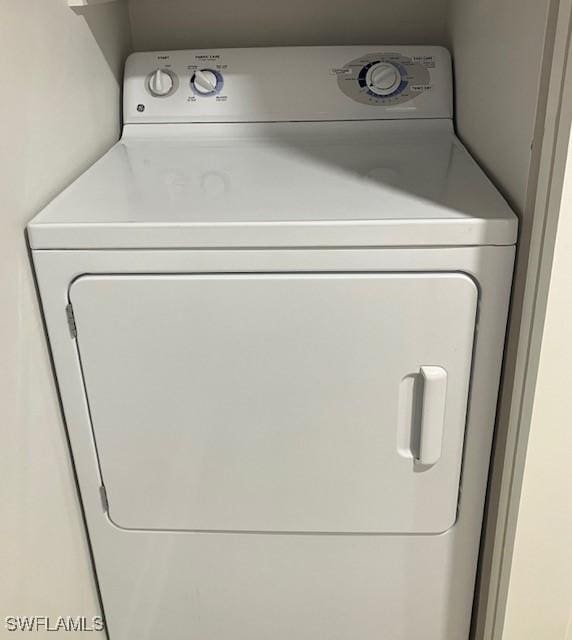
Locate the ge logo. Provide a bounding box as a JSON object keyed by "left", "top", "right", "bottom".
{"left": 137, "top": 104, "right": 145, "bottom": 112}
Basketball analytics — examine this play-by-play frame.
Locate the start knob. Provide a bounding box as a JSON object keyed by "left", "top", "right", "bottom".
{"left": 147, "top": 69, "right": 176, "bottom": 97}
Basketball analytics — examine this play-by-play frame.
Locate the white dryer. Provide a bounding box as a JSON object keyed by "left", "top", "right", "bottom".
{"left": 29, "top": 46, "right": 517, "bottom": 640}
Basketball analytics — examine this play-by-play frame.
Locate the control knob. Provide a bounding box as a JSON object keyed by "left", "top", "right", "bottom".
{"left": 147, "top": 69, "right": 175, "bottom": 97}
{"left": 191, "top": 69, "right": 223, "bottom": 96}
{"left": 366, "top": 62, "right": 402, "bottom": 96}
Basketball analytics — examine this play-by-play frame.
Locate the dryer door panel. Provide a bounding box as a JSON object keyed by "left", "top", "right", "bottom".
{"left": 70, "top": 273, "right": 477, "bottom": 533}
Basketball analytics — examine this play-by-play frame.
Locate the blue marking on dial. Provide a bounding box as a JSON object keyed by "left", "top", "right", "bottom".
{"left": 357, "top": 61, "right": 378, "bottom": 88}
{"left": 366, "top": 78, "right": 408, "bottom": 99}
{"left": 359, "top": 61, "right": 408, "bottom": 99}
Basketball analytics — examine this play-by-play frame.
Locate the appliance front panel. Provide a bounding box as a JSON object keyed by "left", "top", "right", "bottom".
{"left": 70, "top": 272, "right": 476, "bottom": 534}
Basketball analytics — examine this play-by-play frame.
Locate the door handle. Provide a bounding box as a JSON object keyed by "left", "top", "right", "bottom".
{"left": 417, "top": 366, "right": 448, "bottom": 466}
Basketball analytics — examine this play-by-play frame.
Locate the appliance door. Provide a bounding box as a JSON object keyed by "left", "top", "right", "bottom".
{"left": 70, "top": 272, "right": 477, "bottom": 534}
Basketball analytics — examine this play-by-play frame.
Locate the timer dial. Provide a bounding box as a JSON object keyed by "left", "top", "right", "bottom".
{"left": 366, "top": 62, "right": 401, "bottom": 96}
{"left": 337, "top": 52, "right": 431, "bottom": 106}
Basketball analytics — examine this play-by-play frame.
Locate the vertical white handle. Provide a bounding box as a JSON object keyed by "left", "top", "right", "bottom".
{"left": 418, "top": 366, "right": 448, "bottom": 466}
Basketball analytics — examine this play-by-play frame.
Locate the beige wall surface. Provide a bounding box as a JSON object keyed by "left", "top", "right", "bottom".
{"left": 447, "top": 3, "right": 556, "bottom": 638}
{"left": 0, "top": 1, "right": 131, "bottom": 637}
{"left": 448, "top": 0, "right": 550, "bottom": 215}
{"left": 500, "top": 134, "right": 572, "bottom": 640}
{"left": 127, "top": 0, "right": 447, "bottom": 51}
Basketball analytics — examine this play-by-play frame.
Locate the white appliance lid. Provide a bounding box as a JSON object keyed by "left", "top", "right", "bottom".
{"left": 28, "top": 120, "right": 517, "bottom": 249}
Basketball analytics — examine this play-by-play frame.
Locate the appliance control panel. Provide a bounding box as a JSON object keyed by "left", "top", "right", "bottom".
{"left": 336, "top": 52, "right": 433, "bottom": 106}
{"left": 124, "top": 46, "right": 452, "bottom": 124}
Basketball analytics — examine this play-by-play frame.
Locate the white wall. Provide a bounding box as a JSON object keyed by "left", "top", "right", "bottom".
{"left": 0, "top": 1, "right": 131, "bottom": 636}
{"left": 500, "top": 129, "right": 572, "bottom": 640}
{"left": 127, "top": 0, "right": 447, "bottom": 51}
{"left": 448, "top": 0, "right": 551, "bottom": 215}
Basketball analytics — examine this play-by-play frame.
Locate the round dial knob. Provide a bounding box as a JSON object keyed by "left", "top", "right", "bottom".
{"left": 366, "top": 62, "right": 401, "bottom": 96}
{"left": 191, "top": 69, "right": 223, "bottom": 96}
{"left": 148, "top": 69, "right": 174, "bottom": 97}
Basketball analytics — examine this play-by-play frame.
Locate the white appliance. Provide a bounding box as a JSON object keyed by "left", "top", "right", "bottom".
{"left": 28, "top": 46, "right": 517, "bottom": 640}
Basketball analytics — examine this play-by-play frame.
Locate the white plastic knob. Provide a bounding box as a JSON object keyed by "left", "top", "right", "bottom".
{"left": 192, "top": 70, "right": 218, "bottom": 95}
{"left": 148, "top": 69, "right": 174, "bottom": 97}
{"left": 367, "top": 62, "right": 401, "bottom": 96}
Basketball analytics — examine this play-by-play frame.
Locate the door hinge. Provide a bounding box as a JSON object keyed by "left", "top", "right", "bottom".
{"left": 99, "top": 485, "right": 109, "bottom": 512}
{"left": 66, "top": 303, "right": 77, "bottom": 338}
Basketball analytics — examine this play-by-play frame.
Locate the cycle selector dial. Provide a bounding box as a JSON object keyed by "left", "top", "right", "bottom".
{"left": 366, "top": 62, "right": 402, "bottom": 96}
{"left": 191, "top": 69, "right": 224, "bottom": 96}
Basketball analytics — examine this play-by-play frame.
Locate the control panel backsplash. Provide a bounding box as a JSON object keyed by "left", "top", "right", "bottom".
{"left": 124, "top": 46, "right": 452, "bottom": 123}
